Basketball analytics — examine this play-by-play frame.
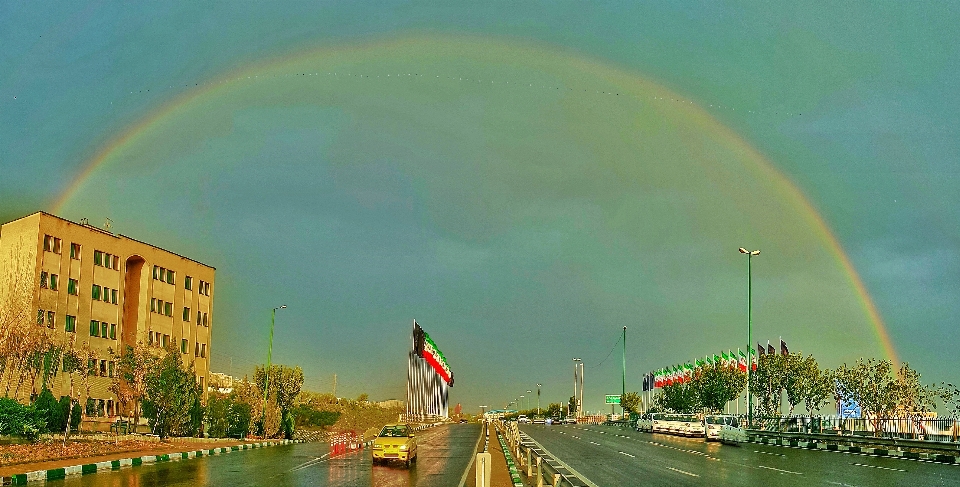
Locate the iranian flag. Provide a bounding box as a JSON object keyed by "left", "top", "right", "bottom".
{"left": 414, "top": 322, "right": 454, "bottom": 386}
{"left": 738, "top": 349, "right": 748, "bottom": 373}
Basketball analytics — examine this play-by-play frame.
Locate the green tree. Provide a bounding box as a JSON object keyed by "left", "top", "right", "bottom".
{"left": 114, "top": 343, "right": 153, "bottom": 429}
{"left": 654, "top": 383, "right": 698, "bottom": 414}
{"left": 33, "top": 388, "right": 60, "bottom": 432}
{"left": 691, "top": 364, "right": 746, "bottom": 414}
{"left": 620, "top": 392, "right": 642, "bottom": 415}
{"left": 254, "top": 365, "right": 304, "bottom": 439}
{"left": 545, "top": 402, "right": 563, "bottom": 418}
{"left": 750, "top": 354, "right": 786, "bottom": 418}
{"left": 142, "top": 347, "right": 202, "bottom": 439}
{"left": 803, "top": 365, "right": 834, "bottom": 415}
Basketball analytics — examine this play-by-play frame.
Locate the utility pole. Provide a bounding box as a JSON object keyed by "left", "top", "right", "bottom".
{"left": 536, "top": 384, "right": 542, "bottom": 415}
{"left": 333, "top": 374, "right": 337, "bottom": 398}
{"left": 739, "top": 248, "right": 760, "bottom": 428}
{"left": 261, "top": 305, "right": 286, "bottom": 436}
{"left": 621, "top": 326, "right": 627, "bottom": 417}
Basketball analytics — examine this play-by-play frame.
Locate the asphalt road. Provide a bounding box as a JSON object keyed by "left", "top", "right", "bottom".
{"left": 46, "top": 423, "right": 481, "bottom": 487}
{"left": 519, "top": 423, "right": 960, "bottom": 487}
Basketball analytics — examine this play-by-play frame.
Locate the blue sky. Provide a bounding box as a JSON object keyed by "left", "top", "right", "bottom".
{"left": 2, "top": 2, "right": 958, "bottom": 412}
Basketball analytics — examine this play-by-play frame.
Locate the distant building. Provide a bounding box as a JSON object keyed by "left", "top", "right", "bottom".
{"left": 376, "top": 399, "right": 404, "bottom": 409}
{"left": 0, "top": 211, "right": 215, "bottom": 419}
{"left": 208, "top": 372, "right": 235, "bottom": 394}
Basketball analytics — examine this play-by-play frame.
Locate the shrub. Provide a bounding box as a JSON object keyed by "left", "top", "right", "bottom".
{"left": 0, "top": 398, "right": 46, "bottom": 441}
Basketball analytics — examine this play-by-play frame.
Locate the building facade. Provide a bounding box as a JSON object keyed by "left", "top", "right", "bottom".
{"left": 0, "top": 212, "right": 214, "bottom": 420}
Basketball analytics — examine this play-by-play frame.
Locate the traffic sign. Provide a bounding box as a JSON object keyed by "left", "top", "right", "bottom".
{"left": 604, "top": 394, "right": 621, "bottom": 404}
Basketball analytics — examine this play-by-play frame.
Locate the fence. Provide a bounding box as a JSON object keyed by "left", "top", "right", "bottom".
{"left": 494, "top": 420, "right": 589, "bottom": 487}
{"left": 750, "top": 416, "right": 960, "bottom": 443}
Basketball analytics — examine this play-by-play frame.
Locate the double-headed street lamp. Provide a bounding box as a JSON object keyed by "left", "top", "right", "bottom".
{"left": 261, "top": 305, "right": 286, "bottom": 436}
{"left": 738, "top": 248, "right": 759, "bottom": 427}
{"left": 536, "top": 384, "right": 542, "bottom": 415}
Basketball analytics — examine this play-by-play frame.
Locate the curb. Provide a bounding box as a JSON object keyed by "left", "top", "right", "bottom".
{"left": 496, "top": 432, "right": 524, "bottom": 487}
{"left": 746, "top": 437, "right": 958, "bottom": 465}
{"left": 1, "top": 439, "right": 305, "bottom": 485}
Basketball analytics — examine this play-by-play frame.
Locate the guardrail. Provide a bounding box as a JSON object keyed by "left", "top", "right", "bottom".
{"left": 493, "top": 421, "right": 589, "bottom": 487}
{"left": 750, "top": 415, "right": 960, "bottom": 443}
{"left": 747, "top": 429, "right": 960, "bottom": 456}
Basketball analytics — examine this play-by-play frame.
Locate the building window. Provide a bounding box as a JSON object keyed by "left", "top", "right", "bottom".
{"left": 162, "top": 334, "right": 169, "bottom": 348}
{"left": 67, "top": 278, "right": 78, "bottom": 295}
{"left": 110, "top": 323, "right": 116, "bottom": 340}
{"left": 39, "top": 272, "right": 48, "bottom": 289}
{"left": 108, "top": 361, "right": 115, "bottom": 378}
{"left": 65, "top": 315, "right": 76, "bottom": 333}
{"left": 148, "top": 331, "right": 154, "bottom": 346}
{"left": 199, "top": 376, "right": 204, "bottom": 391}
{"left": 37, "top": 309, "right": 44, "bottom": 325}
{"left": 92, "top": 284, "right": 101, "bottom": 300}
{"left": 49, "top": 274, "right": 59, "bottom": 291}
{"left": 152, "top": 265, "right": 159, "bottom": 280}
{"left": 166, "top": 270, "right": 175, "bottom": 285}
{"left": 43, "top": 235, "right": 61, "bottom": 254}
{"left": 183, "top": 307, "right": 190, "bottom": 321}
{"left": 199, "top": 280, "right": 210, "bottom": 296}
{"left": 101, "top": 321, "right": 108, "bottom": 338}
{"left": 111, "top": 289, "right": 118, "bottom": 304}
{"left": 46, "top": 311, "right": 55, "bottom": 328}
{"left": 197, "top": 310, "right": 201, "bottom": 324}
{"left": 87, "top": 359, "right": 96, "bottom": 376}
{"left": 181, "top": 339, "right": 188, "bottom": 354}
{"left": 90, "top": 320, "right": 99, "bottom": 337}
{"left": 203, "top": 312, "right": 209, "bottom": 327}
{"left": 201, "top": 343, "right": 206, "bottom": 358}
{"left": 150, "top": 298, "right": 156, "bottom": 313}
{"left": 164, "top": 302, "right": 172, "bottom": 317}
{"left": 99, "top": 360, "right": 107, "bottom": 377}
{"left": 94, "top": 250, "right": 103, "bottom": 266}
{"left": 195, "top": 343, "right": 199, "bottom": 357}
{"left": 70, "top": 243, "right": 81, "bottom": 260}
{"left": 184, "top": 276, "right": 192, "bottom": 291}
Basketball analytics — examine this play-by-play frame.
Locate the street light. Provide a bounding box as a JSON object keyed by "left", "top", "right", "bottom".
{"left": 573, "top": 358, "right": 582, "bottom": 417}
{"left": 738, "top": 248, "right": 759, "bottom": 427}
{"left": 536, "top": 384, "right": 542, "bottom": 415}
{"left": 261, "top": 305, "right": 286, "bottom": 436}
{"left": 520, "top": 395, "right": 525, "bottom": 412}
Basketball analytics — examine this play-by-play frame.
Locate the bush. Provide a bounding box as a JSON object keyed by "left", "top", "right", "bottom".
{"left": 206, "top": 394, "right": 254, "bottom": 439}
{"left": 33, "top": 389, "right": 63, "bottom": 432}
{"left": 0, "top": 398, "right": 46, "bottom": 441}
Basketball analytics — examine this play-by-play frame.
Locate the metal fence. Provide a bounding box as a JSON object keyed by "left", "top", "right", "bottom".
{"left": 750, "top": 415, "right": 960, "bottom": 443}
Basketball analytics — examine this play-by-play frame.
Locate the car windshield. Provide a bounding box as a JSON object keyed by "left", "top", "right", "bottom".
{"left": 379, "top": 426, "right": 408, "bottom": 437}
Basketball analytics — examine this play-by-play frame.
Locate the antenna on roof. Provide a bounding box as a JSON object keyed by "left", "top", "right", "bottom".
{"left": 104, "top": 218, "right": 113, "bottom": 231}
{"left": 80, "top": 218, "right": 89, "bottom": 226}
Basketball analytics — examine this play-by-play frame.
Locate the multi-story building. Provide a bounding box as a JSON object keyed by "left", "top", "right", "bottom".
{"left": 0, "top": 211, "right": 215, "bottom": 420}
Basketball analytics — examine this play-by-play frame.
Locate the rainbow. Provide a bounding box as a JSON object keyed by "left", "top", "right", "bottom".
{"left": 50, "top": 35, "right": 898, "bottom": 366}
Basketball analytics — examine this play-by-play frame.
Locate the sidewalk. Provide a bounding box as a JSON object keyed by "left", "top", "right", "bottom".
{"left": 464, "top": 422, "right": 526, "bottom": 487}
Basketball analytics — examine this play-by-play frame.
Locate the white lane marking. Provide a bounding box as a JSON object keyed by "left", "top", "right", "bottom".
{"left": 757, "top": 465, "right": 802, "bottom": 475}
{"left": 851, "top": 463, "right": 906, "bottom": 473}
{"left": 572, "top": 436, "right": 580, "bottom": 439}
{"left": 589, "top": 441, "right": 601, "bottom": 445}
{"left": 289, "top": 453, "right": 331, "bottom": 471}
{"left": 520, "top": 433, "right": 601, "bottom": 487}
{"left": 618, "top": 451, "right": 636, "bottom": 458}
{"left": 666, "top": 466, "right": 699, "bottom": 477}
{"left": 456, "top": 425, "right": 486, "bottom": 487}
{"left": 753, "top": 450, "right": 786, "bottom": 457}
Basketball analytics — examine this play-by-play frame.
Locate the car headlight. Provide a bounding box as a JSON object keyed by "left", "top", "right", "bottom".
{"left": 399, "top": 444, "right": 409, "bottom": 450}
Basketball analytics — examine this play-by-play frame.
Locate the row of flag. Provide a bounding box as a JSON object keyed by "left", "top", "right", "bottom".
{"left": 641, "top": 339, "right": 788, "bottom": 391}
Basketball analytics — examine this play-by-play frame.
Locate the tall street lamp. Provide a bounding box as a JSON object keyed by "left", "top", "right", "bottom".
{"left": 261, "top": 305, "right": 286, "bottom": 436}
{"left": 573, "top": 358, "right": 582, "bottom": 417}
{"left": 738, "top": 248, "right": 759, "bottom": 428}
{"left": 536, "top": 384, "right": 542, "bottom": 415}
{"left": 520, "top": 395, "right": 525, "bottom": 412}
{"left": 621, "top": 326, "right": 626, "bottom": 417}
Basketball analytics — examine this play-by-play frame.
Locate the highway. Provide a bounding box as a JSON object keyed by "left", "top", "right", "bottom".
{"left": 46, "top": 423, "right": 481, "bottom": 487}
{"left": 519, "top": 423, "right": 960, "bottom": 486}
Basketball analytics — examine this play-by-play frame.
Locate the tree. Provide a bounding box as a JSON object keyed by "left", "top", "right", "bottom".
{"left": 620, "top": 392, "right": 642, "bottom": 415}
{"left": 568, "top": 396, "right": 576, "bottom": 416}
{"left": 114, "top": 343, "right": 153, "bottom": 429}
{"left": 142, "top": 347, "right": 202, "bottom": 439}
{"left": 654, "top": 383, "right": 698, "bottom": 414}
{"left": 691, "top": 363, "right": 746, "bottom": 414}
{"left": 255, "top": 365, "right": 303, "bottom": 439}
{"left": 803, "top": 365, "right": 834, "bottom": 415}
{"left": 545, "top": 402, "right": 563, "bottom": 418}
{"left": 750, "top": 354, "right": 786, "bottom": 418}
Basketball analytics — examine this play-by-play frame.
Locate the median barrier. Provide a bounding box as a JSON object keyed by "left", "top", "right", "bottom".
{"left": 746, "top": 429, "right": 960, "bottom": 464}
{"left": 493, "top": 420, "right": 590, "bottom": 487}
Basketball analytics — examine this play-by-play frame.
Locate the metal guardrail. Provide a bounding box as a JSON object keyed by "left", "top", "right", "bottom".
{"left": 747, "top": 429, "right": 960, "bottom": 455}
{"left": 494, "top": 421, "right": 590, "bottom": 487}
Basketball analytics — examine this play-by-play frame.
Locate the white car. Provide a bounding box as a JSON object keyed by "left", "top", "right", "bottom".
{"left": 719, "top": 423, "right": 748, "bottom": 445}
{"left": 517, "top": 415, "right": 531, "bottom": 424}
{"left": 636, "top": 414, "right": 653, "bottom": 433}
{"left": 704, "top": 415, "right": 739, "bottom": 441}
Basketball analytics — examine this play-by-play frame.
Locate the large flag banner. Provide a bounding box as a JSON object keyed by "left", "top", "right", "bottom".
{"left": 414, "top": 321, "right": 454, "bottom": 386}
{"left": 780, "top": 339, "right": 789, "bottom": 355}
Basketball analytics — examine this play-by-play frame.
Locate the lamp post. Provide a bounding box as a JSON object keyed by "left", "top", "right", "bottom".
{"left": 520, "top": 395, "right": 525, "bottom": 412}
{"left": 261, "top": 305, "right": 286, "bottom": 436}
{"left": 738, "top": 248, "right": 759, "bottom": 428}
{"left": 621, "top": 326, "right": 626, "bottom": 417}
{"left": 536, "top": 384, "right": 541, "bottom": 415}
{"left": 573, "top": 358, "right": 582, "bottom": 417}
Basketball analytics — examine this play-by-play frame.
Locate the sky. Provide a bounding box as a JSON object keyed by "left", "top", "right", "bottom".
{"left": 1, "top": 2, "right": 958, "bottom": 414}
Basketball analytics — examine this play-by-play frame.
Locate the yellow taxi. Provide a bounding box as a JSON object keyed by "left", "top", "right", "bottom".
{"left": 372, "top": 423, "right": 417, "bottom": 466}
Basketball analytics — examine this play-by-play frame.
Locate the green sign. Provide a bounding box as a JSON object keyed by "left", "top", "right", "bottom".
{"left": 605, "top": 394, "right": 621, "bottom": 404}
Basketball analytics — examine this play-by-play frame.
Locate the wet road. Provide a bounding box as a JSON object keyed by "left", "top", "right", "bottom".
{"left": 520, "top": 423, "right": 960, "bottom": 486}
{"left": 47, "top": 423, "right": 481, "bottom": 487}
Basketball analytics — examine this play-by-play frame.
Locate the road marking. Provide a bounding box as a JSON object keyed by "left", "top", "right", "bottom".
{"left": 851, "top": 463, "right": 906, "bottom": 473}
{"left": 757, "top": 465, "right": 802, "bottom": 475}
{"left": 572, "top": 436, "right": 580, "bottom": 439}
{"left": 589, "top": 441, "right": 601, "bottom": 445}
{"left": 520, "top": 433, "right": 601, "bottom": 487}
{"left": 666, "top": 466, "right": 699, "bottom": 477}
{"left": 457, "top": 425, "right": 486, "bottom": 487}
{"left": 753, "top": 450, "right": 786, "bottom": 457}
{"left": 618, "top": 451, "right": 635, "bottom": 458}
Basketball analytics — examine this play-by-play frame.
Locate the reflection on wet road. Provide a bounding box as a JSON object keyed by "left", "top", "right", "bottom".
{"left": 47, "top": 423, "right": 481, "bottom": 487}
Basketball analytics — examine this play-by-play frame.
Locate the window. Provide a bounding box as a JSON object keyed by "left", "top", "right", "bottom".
{"left": 108, "top": 361, "right": 115, "bottom": 378}
{"left": 111, "top": 289, "right": 118, "bottom": 304}
{"left": 195, "top": 342, "right": 199, "bottom": 357}
{"left": 162, "top": 334, "right": 169, "bottom": 348}
{"left": 164, "top": 302, "right": 172, "bottom": 317}
{"left": 152, "top": 265, "right": 159, "bottom": 280}
{"left": 49, "top": 274, "right": 58, "bottom": 291}
{"left": 90, "top": 320, "right": 99, "bottom": 337}
{"left": 99, "top": 360, "right": 107, "bottom": 377}
{"left": 184, "top": 276, "right": 192, "bottom": 291}
{"left": 199, "top": 376, "right": 204, "bottom": 391}
{"left": 92, "top": 284, "right": 101, "bottom": 300}
{"left": 199, "top": 280, "right": 210, "bottom": 296}
{"left": 37, "top": 309, "right": 44, "bottom": 325}
{"left": 197, "top": 310, "right": 201, "bottom": 324}
{"left": 39, "top": 272, "right": 48, "bottom": 289}
{"left": 148, "top": 331, "right": 154, "bottom": 346}
{"left": 43, "top": 235, "right": 61, "bottom": 254}
{"left": 183, "top": 307, "right": 190, "bottom": 321}
{"left": 67, "top": 278, "right": 78, "bottom": 295}
{"left": 166, "top": 270, "right": 175, "bottom": 285}
{"left": 65, "top": 315, "right": 76, "bottom": 333}
{"left": 70, "top": 243, "right": 81, "bottom": 260}
{"left": 159, "top": 268, "right": 166, "bottom": 282}
{"left": 46, "top": 311, "right": 54, "bottom": 328}
{"left": 94, "top": 250, "right": 103, "bottom": 266}
{"left": 110, "top": 323, "right": 116, "bottom": 340}
{"left": 87, "top": 359, "right": 96, "bottom": 376}
{"left": 201, "top": 343, "right": 206, "bottom": 358}
{"left": 151, "top": 298, "right": 157, "bottom": 313}
{"left": 203, "top": 312, "right": 209, "bottom": 327}
{"left": 181, "top": 339, "right": 188, "bottom": 354}
{"left": 101, "top": 321, "right": 108, "bottom": 338}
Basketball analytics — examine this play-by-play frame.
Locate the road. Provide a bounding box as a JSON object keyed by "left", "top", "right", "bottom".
{"left": 46, "top": 423, "right": 481, "bottom": 487}
{"left": 519, "top": 423, "right": 960, "bottom": 486}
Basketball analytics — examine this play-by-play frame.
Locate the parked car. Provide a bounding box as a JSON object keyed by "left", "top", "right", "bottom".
{"left": 372, "top": 424, "right": 418, "bottom": 467}
{"left": 532, "top": 417, "right": 546, "bottom": 424}
{"left": 704, "top": 415, "right": 740, "bottom": 441}
{"left": 517, "top": 415, "right": 531, "bottom": 424}
{"left": 719, "top": 422, "right": 748, "bottom": 445}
